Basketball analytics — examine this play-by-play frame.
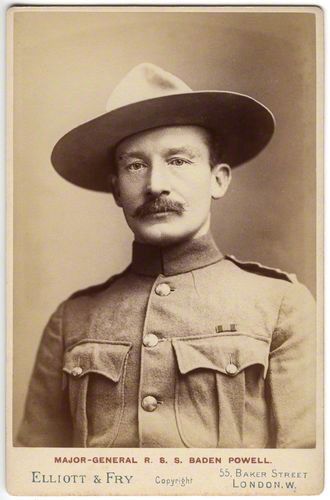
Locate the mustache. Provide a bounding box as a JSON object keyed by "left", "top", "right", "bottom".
{"left": 133, "top": 196, "right": 185, "bottom": 218}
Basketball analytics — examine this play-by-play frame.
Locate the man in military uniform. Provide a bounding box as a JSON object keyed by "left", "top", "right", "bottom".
{"left": 17, "top": 63, "right": 315, "bottom": 448}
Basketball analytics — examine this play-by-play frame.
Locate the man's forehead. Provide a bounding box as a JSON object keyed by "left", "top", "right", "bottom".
{"left": 115, "top": 125, "right": 211, "bottom": 157}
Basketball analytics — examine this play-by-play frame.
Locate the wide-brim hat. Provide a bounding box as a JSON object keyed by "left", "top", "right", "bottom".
{"left": 51, "top": 63, "right": 275, "bottom": 193}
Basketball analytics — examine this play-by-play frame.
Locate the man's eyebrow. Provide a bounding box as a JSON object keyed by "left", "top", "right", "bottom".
{"left": 116, "top": 151, "right": 147, "bottom": 161}
{"left": 165, "top": 147, "right": 200, "bottom": 158}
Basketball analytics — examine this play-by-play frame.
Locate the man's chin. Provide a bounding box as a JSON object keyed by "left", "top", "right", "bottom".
{"left": 133, "top": 225, "right": 193, "bottom": 247}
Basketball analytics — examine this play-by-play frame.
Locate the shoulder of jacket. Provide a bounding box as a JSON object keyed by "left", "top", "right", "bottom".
{"left": 225, "top": 255, "right": 298, "bottom": 284}
{"left": 66, "top": 265, "right": 131, "bottom": 301}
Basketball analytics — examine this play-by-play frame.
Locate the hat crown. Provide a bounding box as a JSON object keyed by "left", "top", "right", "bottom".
{"left": 106, "top": 63, "right": 192, "bottom": 111}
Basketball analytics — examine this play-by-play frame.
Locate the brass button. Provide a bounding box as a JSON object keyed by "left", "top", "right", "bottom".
{"left": 155, "top": 283, "right": 171, "bottom": 296}
{"left": 225, "top": 363, "right": 238, "bottom": 375}
{"left": 71, "top": 366, "right": 83, "bottom": 377}
{"left": 141, "top": 396, "right": 158, "bottom": 412}
{"left": 143, "top": 333, "right": 159, "bottom": 348}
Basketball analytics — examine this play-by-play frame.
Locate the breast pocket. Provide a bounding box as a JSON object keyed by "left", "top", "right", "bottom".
{"left": 63, "top": 340, "right": 132, "bottom": 447}
{"left": 172, "top": 334, "right": 269, "bottom": 448}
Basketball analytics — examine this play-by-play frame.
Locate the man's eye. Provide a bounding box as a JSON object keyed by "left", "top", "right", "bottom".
{"left": 127, "top": 162, "right": 146, "bottom": 172}
{"left": 168, "top": 158, "right": 191, "bottom": 167}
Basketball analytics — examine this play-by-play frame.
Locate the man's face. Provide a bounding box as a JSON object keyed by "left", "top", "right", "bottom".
{"left": 112, "top": 126, "right": 231, "bottom": 246}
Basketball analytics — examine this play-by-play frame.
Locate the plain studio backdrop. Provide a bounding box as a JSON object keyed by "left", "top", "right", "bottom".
{"left": 12, "top": 9, "right": 317, "bottom": 439}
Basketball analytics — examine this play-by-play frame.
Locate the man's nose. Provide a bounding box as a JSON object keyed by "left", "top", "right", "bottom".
{"left": 146, "top": 161, "right": 171, "bottom": 196}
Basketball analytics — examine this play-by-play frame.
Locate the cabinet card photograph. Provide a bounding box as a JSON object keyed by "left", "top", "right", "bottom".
{"left": 6, "top": 5, "right": 323, "bottom": 495}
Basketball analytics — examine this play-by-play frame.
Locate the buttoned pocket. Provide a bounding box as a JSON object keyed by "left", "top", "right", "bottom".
{"left": 63, "top": 340, "right": 132, "bottom": 447}
{"left": 172, "top": 333, "right": 269, "bottom": 448}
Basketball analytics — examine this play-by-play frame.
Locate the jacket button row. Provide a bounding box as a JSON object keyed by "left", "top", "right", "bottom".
{"left": 71, "top": 366, "right": 83, "bottom": 376}
{"left": 225, "top": 363, "right": 238, "bottom": 375}
{"left": 143, "top": 333, "right": 159, "bottom": 347}
{"left": 155, "top": 283, "right": 171, "bottom": 296}
{"left": 141, "top": 395, "right": 158, "bottom": 412}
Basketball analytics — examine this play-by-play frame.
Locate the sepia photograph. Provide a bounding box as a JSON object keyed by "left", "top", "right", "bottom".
{"left": 7, "top": 5, "right": 323, "bottom": 495}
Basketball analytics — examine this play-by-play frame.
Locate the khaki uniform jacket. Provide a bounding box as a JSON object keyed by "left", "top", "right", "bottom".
{"left": 17, "top": 233, "right": 316, "bottom": 448}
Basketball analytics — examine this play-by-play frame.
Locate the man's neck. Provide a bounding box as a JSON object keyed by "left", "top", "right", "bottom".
{"left": 131, "top": 232, "right": 223, "bottom": 277}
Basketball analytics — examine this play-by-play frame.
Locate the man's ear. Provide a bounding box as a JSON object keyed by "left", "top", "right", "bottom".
{"left": 108, "top": 174, "right": 122, "bottom": 207}
{"left": 211, "top": 163, "right": 232, "bottom": 199}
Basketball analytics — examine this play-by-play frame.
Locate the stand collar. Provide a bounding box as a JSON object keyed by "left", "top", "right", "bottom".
{"left": 131, "top": 232, "right": 223, "bottom": 277}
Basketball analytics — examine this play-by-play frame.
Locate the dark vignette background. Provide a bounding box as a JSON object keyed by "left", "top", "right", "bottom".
{"left": 13, "top": 10, "right": 316, "bottom": 437}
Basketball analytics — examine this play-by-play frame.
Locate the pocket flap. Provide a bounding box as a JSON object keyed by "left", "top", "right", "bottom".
{"left": 173, "top": 334, "right": 269, "bottom": 378}
{"left": 63, "top": 340, "right": 132, "bottom": 382}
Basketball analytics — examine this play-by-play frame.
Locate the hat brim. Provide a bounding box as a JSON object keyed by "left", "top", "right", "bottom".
{"left": 51, "top": 91, "right": 275, "bottom": 192}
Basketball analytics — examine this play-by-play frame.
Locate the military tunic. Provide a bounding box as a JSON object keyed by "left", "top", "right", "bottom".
{"left": 17, "top": 233, "right": 316, "bottom": 448}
